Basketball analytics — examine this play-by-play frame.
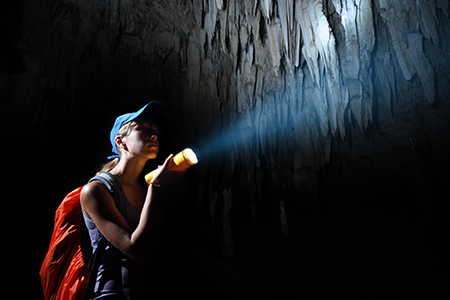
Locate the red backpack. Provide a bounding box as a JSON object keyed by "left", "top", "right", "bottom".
{"left": 39, "top": 186, "right": 91, "bottom": 300}
{"left": 40, "top": 173, "right": 126, "bottom": 300}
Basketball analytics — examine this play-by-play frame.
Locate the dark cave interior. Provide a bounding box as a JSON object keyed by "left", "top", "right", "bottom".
{"left": 2, "top": 0, "right": 450, "bottom": 299}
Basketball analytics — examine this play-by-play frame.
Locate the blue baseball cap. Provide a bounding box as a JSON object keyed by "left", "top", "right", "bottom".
{"left": 108, "top": 101, "right": 167, "bottom": 159}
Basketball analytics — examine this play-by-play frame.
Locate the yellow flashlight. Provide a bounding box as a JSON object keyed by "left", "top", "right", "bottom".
{"left": 144, "top": 148, "right": 198, "bottom": 184}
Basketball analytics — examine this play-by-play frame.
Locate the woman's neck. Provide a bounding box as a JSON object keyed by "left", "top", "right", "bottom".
{"left": 110, "top": 155, "right": 147, "bottom": 186}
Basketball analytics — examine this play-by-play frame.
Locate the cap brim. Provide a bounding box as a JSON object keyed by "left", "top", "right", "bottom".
{"left": 132, "top": 101, "right": 168, "bottom": 128}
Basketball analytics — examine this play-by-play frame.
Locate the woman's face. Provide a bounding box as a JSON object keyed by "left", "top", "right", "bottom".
{"left": 120, "top": 122, "right": 159, "bottom": 159}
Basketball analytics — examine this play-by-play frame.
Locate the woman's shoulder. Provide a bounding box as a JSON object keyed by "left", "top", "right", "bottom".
{"left": 81, "top": 180, "right": 114, "bottom": 207}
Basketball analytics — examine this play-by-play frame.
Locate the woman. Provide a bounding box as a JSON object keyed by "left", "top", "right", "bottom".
{"left": 81, "top": 101, "right": 182, "bottom": 299}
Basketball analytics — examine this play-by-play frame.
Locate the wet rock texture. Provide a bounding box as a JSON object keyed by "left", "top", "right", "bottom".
{"left": 3, "top": 0, "right": 450, "bottom": 298}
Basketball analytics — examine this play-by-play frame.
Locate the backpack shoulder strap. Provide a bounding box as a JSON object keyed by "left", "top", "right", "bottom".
{"left": 83, "top": 236, "right": 108, "bottom": 300}
{"left": 88, "top": 172, "right": 127, "bottom": 219}
{"left": 84, "top": 173, "right": 131, "bottom": 300}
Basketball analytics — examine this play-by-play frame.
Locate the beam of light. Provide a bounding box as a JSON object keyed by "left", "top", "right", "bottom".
{"left": 192, "top": 98, "right": 303, "bottom": 167}
{"left": 194, "top": 114, "right": 258, "bottom": 165}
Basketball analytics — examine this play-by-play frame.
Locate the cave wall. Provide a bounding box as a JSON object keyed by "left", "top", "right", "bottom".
{"left": 2, "top": 0, "right": 450, "bottom": 298}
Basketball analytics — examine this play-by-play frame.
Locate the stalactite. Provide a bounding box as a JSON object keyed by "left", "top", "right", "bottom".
{"left": 3, "top": 2, "right": 450, "bottom": 297}
{"left": 5, "top": 0, "right": 447, "bottom": 159}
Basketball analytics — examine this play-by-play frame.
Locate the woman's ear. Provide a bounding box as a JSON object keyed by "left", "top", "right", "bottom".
{"left": 115, "top": 136, "right": 127, "bottom": 151}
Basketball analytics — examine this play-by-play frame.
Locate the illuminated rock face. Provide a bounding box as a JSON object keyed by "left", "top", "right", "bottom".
{"left": 5, "top": 1, "right": 448, "bottom": 166}
{"left": 3, "top": 1, "right": 450, "bottom": 298}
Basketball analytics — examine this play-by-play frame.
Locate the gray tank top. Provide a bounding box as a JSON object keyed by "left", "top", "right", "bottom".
{"left": 83, "top": 172, "right": 142, "bottom": 298}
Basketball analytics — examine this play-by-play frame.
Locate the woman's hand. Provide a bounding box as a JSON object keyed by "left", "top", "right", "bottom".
{"left": 149, "top": 154, "right": 187, "bottom": 188}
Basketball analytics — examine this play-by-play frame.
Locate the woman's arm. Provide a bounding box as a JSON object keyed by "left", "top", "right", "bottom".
{"left": 80, "top": 155, "right": 174, "bottom": 263}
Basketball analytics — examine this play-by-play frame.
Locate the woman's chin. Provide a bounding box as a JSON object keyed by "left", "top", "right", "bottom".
{"left": 146, "top": 151, "right": 158, "bottom": 160}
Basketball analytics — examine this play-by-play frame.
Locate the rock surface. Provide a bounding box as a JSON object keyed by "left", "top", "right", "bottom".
{"left": 2, "top": 0, "right": 450, "bottom": 298}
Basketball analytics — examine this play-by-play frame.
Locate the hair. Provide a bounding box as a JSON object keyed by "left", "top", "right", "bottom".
{"left": 97, "top": 121, "right": 140, "bottom": 174}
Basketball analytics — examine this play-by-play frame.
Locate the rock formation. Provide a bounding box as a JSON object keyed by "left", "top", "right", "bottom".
{"left": 3, "top": 0, "right": 449, "bottom": 298}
